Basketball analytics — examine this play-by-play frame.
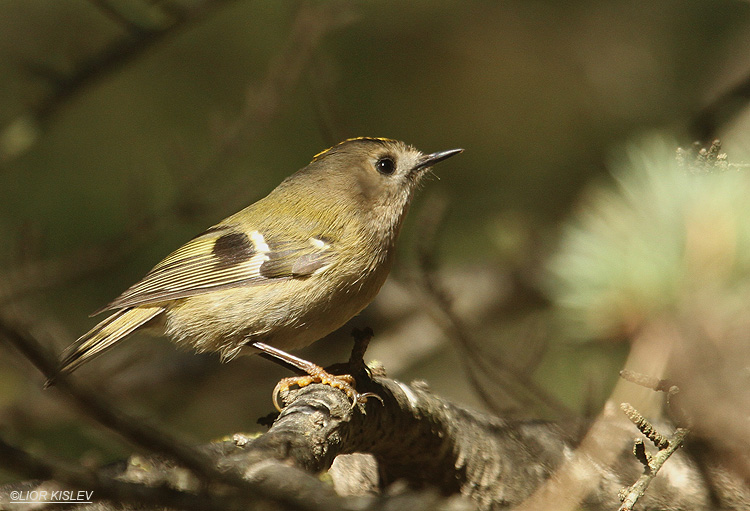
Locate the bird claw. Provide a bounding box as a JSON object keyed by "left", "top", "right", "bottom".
{"left": 272, "top": 370, "right": 382, "bottom": 412}
{"left": 352, "top": 391, "right": 384, "bottom": 409}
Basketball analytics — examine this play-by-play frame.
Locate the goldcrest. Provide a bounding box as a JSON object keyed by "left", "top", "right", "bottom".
{"left": 55, "top": 138, "right": 462, "bottom": 379}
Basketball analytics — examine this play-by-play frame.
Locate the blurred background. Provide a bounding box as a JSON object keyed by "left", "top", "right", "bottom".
{"left": 1, "top": 0, "right": 750, "bottom": 485}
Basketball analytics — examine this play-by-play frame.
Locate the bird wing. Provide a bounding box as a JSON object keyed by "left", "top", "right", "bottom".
{"left": 98, "top": 224, "right": 334, "bottom": 313}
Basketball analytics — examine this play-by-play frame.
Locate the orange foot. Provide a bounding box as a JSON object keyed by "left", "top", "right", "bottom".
{"left": 272, "top": 367, "right": 382, "bottom": 412}
{"left": 251, "top": 341, "right": 382, "bottom": 411}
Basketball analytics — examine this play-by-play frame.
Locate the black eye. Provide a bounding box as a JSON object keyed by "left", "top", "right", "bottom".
{"left": 376, "top": 157, "right": 396, "bottom": 175}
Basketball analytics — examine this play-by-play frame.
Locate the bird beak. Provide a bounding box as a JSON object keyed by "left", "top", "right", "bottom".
{"left": 414, "top": 148, "right": 464, "bottom": 172}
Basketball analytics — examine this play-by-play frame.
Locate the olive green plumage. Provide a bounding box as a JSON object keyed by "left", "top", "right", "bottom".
{"left": 56, "top": 138, "right": 462, "bottom": 377}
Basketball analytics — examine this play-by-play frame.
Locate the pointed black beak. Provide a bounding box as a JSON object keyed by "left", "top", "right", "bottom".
{"left": 414, "top": 148, "right": 464, "bottom": 172}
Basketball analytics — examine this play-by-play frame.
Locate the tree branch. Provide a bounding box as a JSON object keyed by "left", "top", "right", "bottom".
{"left": 0, "top": 309, "right": 732, "bottom": 511}
{"left": 0, "top": 310, "right": 330, "bottom": 510}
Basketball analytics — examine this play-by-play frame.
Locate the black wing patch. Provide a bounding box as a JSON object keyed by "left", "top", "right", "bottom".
{"left": 212, "top": 232, "right": 256, "bottom": 268}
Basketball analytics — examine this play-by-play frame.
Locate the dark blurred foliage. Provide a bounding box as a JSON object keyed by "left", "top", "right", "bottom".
{"left": 1, "top": 0, "right": 750, "bottom": 486}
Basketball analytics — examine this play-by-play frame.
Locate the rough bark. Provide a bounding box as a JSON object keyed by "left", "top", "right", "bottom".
{"left": 3, "top": 375, "right": 747, "bottom": 511}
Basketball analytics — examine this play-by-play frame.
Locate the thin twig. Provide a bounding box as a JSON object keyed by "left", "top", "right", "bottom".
{"left": 619, "top": 369, "right": 690, "bottom": 427}
{"left": 619, "top": 370, "right": 677, "bottom": 394}
{"left": 618, "top": 427, "right": 690, "bottom": 511}
{"left": 617, "top": 373, "right": 691, "bottom": 511}
{"left": 620, "top": 403, "right": 669, "bottom": 450}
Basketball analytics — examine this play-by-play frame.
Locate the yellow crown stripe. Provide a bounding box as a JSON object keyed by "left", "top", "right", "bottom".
{"left": 311, "top": 137, "right": 396, "bottom": 161}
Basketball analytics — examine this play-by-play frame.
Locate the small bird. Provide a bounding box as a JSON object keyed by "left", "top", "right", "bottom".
{"left": 53, "top": 138, "right": 462, "bottom": 401}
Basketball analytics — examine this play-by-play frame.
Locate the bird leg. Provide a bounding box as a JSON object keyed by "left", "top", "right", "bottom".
{"left": 251, "top": 341, "right": 381, "bottom": 412}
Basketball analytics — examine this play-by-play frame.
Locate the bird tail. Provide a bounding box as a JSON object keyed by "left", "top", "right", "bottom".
{"left": 48, "top": 306, "right": 163, "bottom": 386}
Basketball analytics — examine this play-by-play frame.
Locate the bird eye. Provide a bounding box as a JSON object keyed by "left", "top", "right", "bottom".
{"left": 376, "top": 157, "right": 396, "bottom": 175}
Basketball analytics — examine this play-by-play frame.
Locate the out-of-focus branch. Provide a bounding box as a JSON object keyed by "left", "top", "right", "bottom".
{"left": 0, "top": 436, "right": 242, "bottom": 511}
{"left": 0, "top": 0, "right": 240, "bottom": 161}
{"left": 619, "top": 369, "right": 689, "bottom": 426}
{"left": 86, "top": 0, "right": 174, "bottom": 34}
{"left": 411, "top": 195, "right": 572, "bottom": 417}
{"left": 0, "top": 310, "right": 325, "bottom": 510}
{"left": 1, "top": 1, "right": 355, "bottom": 163}
{"left": 0, "top": 1, "right": 356, "bottom": 303}
{"left": 203, "top": 1, "right": 356, "bottom": 207}
{"left": 307, "top": 51, "right": 350, "bottom": 146}
{"left": 691, "top": 70, "right": 750, "bottom": 142}
{"left": 0, "top": 238, "right": 137, "bottom": 307}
